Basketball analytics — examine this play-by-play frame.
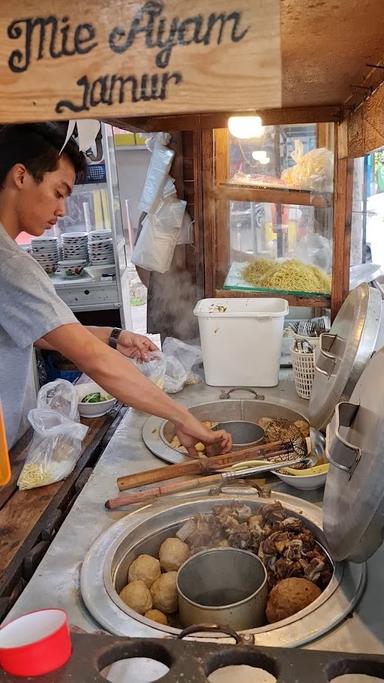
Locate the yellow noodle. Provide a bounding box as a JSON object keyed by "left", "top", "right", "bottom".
{"left": 242, "top": 258, "right": 331, "bottom": 294}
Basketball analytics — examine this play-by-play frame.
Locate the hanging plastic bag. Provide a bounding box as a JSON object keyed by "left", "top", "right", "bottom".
{"left": 162, "top": 338, "right": 203, "bottom": 393}
{"left": 130, "top": 351, "right": 167, "bottom": 389}
{"left": 132, "top": 197, "right": 186, "bottom": 273}
{"left": 138, "top": 133, "right": 175, "bottom": 214}
{"left": 17, "top": 380, "right": 88, "bottom": 490}
{"left": 177, "top": 210, "right": 193, "bottom": 245}
{"left": 131, "top": 216, "right": 179, "bottom": 273}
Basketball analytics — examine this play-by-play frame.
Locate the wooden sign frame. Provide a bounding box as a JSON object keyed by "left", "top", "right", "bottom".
{"left": 0, "top": 0, "right": 282, "bottom": 123}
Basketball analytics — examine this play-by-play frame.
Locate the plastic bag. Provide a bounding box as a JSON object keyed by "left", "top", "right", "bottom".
{"left": 295, "top": 233, "right": 332, "bottom": 273}
{"left": 37, "top": 379, "right": 79, "bottom": 420}
{"left": 131, "top": 216, "right": 179, "bottom": 273}
{"left": 177, "top": 210, "right": 193, "bottom": 245}
{"left": 132, "top": 197, "right": 186, "bottom": 273}
{"left": 17, "top": 380, "right": 88, "bottom": 490}
{"left": 138, "top": 133, "right": 174, "bottom": 214}
{"left": 162, "top": 338, "right": 202, "bottom": 393}
{"left": 130, "top": 351, "right": 167, "bottom": 389}
{"left": 282, "top": 141, "right": 334, "bottom": 192}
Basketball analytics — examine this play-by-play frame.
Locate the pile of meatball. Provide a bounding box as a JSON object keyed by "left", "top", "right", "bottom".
{"left": 118, "top": 537, "right": 189, "bottom": 626}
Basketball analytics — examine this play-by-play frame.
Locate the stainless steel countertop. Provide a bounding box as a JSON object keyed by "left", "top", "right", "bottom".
{"left": 5, "top": 378, "right": 384, "bottom": 654}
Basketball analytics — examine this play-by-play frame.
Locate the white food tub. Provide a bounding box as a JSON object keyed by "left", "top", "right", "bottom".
{"left": 194, "top": 298, "right": 289, "bottom": 387}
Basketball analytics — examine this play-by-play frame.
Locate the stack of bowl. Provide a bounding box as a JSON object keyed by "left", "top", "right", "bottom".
{"left": 61, "top": 232, "right": 88, "bottom": 261}
{"left": 88, "top": 230, "right": 114, "bottom": 266}
{"left": 30, "top": 237, "right": 59, "bottom": 274}
{"left": 57, "top": 232, "right": 89, "bottom": 278}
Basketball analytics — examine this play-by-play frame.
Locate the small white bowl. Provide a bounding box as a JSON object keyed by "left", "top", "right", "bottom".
{"left": 58, "top": 259, "right": 87, "bottom": 266}
{"left": 273, "top": 468, "right": 328, "bottom": 490}
{"left": 76, "top": 382, "right": 117, "bottom": 418}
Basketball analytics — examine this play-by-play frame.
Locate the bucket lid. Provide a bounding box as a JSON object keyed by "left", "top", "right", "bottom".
{"left": 323, "top": 346, "right": 384, "bottom": 562}
{"left": 309, "top": 284, "right": 382, "bottom": 430}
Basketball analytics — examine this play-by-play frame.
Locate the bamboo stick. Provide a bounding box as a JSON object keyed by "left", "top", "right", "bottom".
{"left": 107, "top": 473, "right": 223, "bottom": 509}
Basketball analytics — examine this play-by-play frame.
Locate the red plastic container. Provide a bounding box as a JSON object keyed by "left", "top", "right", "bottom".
{"left": 0, "top": 609, "right": 71, "bottom": 677}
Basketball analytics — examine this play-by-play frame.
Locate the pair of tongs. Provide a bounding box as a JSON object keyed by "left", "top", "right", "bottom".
{"left": 105, "top": 456, "right": 309, "bottom": 509}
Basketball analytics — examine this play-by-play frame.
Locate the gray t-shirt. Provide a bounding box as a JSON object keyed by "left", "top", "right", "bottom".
{"left": 0, "top": 226, "right": 78, "bottom": 448}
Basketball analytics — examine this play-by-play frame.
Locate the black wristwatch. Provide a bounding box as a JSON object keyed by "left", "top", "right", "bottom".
{"left": 108, "top": 327, "right": 122, "bottom": 349}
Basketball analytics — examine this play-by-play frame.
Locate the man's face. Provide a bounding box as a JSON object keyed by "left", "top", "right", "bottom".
{"left": 17, "top": 156, "right": 75, "bottom": 237}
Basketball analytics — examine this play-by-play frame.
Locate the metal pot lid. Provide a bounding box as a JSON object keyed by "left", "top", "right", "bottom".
{"left": 323, "top": 346, "right": 384, "bottom": 562}
{"left": 309, "top": 284, "right": 382, "bottom": 430}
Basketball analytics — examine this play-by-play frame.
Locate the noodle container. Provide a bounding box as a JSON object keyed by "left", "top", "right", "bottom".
{"left": 0, "top": 609, "right": 71, "bottom": 676}
{"left": 194, "top": 298, "right": 289, "bottom": 386}
{"left": 176, "top": 548, "right": 268, "bottom": 630}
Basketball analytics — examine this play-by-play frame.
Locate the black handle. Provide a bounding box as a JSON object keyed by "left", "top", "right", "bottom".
{"left": 219, "top": 387, "right": 265, "bottom": 400}
{"left": 177, "top": 623, "right": 242, "bottom": 643}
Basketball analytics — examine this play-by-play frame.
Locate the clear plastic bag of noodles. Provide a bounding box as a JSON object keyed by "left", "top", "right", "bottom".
{"left": 17, "top": 380, "right": 88, "bottom": 490}
{"left": 281, "top": 140, "right": 334, "bottom": 193}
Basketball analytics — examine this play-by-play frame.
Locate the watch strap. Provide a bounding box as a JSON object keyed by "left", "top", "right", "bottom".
{"left": 108, "top": 327, "right": 122, "bottom": 349}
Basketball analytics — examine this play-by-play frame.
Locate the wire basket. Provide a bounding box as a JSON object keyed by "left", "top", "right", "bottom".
{"left": 291, "top": 347, "right": 315, "bottom": 399}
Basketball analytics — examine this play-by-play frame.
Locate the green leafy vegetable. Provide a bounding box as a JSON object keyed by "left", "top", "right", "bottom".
{"left": 81, "top": 392, "right": 110, "bottom": 404}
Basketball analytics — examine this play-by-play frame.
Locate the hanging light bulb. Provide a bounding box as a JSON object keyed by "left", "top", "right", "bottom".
{"left": 228, "top": 116, "right": 264, "bottom": 139}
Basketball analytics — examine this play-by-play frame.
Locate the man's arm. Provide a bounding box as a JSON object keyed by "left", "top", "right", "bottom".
{"left": 35, "top": 326, "right": 157, "bottom": 359}
{"left": 41, "top": 323, "right": 231, "bottom": 454}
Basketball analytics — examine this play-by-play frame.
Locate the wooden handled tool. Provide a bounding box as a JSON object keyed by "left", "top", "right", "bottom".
{"left": 106, "top": 456, "right": 308, "bottom": 510}
{"left": 116, "top": 440, "right": 295, "bottom": 492}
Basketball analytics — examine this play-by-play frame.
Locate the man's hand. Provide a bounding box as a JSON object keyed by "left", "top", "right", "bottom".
{"left": 175, "top": 414, "right": 232, "bottom": 458}
{"left": 116, "top": 331, "right": 158, "bottom": 361}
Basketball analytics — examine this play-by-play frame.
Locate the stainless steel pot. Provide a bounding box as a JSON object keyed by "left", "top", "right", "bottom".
{"left": 81, "top": 491, "right": 366, "bottom": 647}
{"left": 213, "top": 421, "right": 265, "bottom": 449}
{"left": 176, "top": 548, "right": 268, "bottom": 630}
{"left": 143, "top": 399, "right": 309, "bottom": 465}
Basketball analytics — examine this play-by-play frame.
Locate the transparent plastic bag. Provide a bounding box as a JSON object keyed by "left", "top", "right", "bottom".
{"left": 130, "top": 351, "right": 167, "bottom": 389}
{"left": 162, "top": 338, "right": 202, "bottom": 393}
{"left": 131, "top": 197, "right": 186, "bottom": 273}
{"left": 177, "top": 210, "right": 193, "bottom": 245}
{"left": 138, "top": 133, "right": 174, "bottom": 214}
{"left": 295, "top": 233, "right": 332, "bottom": 273}
{"left": 282, "top": 141, "right": 334, "bottom": 192}
{"left": 37, "top": 379, "right": 79, "bottom": 420}
{"left": 17, "top": 381, "right": 88, "bottom": 490}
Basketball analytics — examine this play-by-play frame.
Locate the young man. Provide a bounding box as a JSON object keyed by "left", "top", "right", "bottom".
{"left": 0, "top": 123, "right": 231, "bottom": 456}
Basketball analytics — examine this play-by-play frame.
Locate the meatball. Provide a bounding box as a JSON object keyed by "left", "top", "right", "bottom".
{"left": 128, "top": 554, "right": 161, "bottom": 588}
{"left": 119, "top": 580, "right": 152, "bottom": 615}
{"left": 266, "top": 577, "right": 321, "bottom": 623}
{"left": 294, "top": 420, "right": 310, "bottom": 438}
{"left": 159, "top": 537, "right": 190, "bottom": 572}
{"left": 150, "top": 571, "right": 178, "bottom": 614}
{"left": 144, "top": 608, "right": 168, "bottom": 625}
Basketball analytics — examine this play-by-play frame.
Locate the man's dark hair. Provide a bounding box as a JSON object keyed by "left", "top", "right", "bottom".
{"left": 0, "top": 122, "right": 86, "bottom": 187}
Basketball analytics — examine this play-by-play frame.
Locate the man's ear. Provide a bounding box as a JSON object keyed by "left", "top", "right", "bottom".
{"left": 10, "top": 163, "right": 27, "bottom": 190}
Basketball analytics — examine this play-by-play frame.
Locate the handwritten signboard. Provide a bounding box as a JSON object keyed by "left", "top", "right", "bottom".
{"left": 0, "top": 0, "right": 281, "bottom": 122}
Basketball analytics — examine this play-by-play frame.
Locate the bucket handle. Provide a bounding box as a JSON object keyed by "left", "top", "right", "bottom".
{"left": 219, "top": 388, "right": 265, "bottom": 401}
{"left": 177, "top": 624, "right": 243, "bottom": 644}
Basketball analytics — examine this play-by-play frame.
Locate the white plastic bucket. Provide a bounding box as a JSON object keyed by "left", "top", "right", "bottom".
{"left": 194, "top": 298, "right": 289, "bottom": 387}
